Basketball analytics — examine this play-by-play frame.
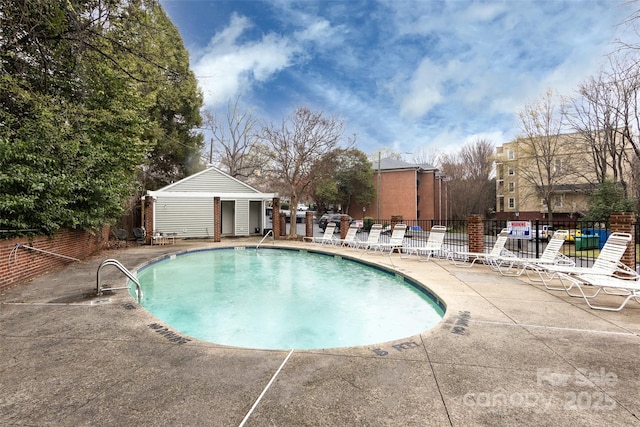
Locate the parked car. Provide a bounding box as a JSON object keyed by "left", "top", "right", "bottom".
{"left": 281, "top": 209, "right": 307, "bottom": 223}
{"left": 405, "top": 225, "right": 429, "bottom": 239}
{"left": 318, "top": 214, "right": 355, "bottom": 231}
{"left": 534, "top": 225, "right": 554, "bottom": 242}
{"left": 565, "top": 229, "right": 582, "bottom": 242}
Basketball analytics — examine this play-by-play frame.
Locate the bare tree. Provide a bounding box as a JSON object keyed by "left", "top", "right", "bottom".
{"left": 369, "top": 148, "right": 403, "bottom": 163}
{"left": 412, "top": 147, "right": 442, "bottom": 167}
{"left": 439, "top": 139, "right": 495, "bottom": 219}
{"left": 516, "top": 88, "right": 574, "bottom": 221}
{"left": 260, "top": 107, "right": 354, "bottom": 237}
{"left": 569, "top": 60, "right": 637, "bottom": 197}
{"left": 439, "top": 151, "right": 466, "bottom": 220}
{"left": 202, "top": 97, "right": 270, "bottom": 183}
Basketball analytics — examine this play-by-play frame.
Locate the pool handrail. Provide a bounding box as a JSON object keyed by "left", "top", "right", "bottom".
{"left": 96, "top": 258, "right": 143, "bottom": 303}
{"left": 256, "top": 229, "right": 274, "bottom": 249}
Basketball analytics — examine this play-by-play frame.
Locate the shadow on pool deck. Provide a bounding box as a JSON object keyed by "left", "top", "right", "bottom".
{"left": 1, "top": 238, "right": 639, "bottom": 426}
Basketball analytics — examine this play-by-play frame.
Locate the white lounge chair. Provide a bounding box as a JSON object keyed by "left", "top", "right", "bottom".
{"left": 303, "top": 223, "right": 337, "bottom": 245}
{"left": 333, "top": 224, "right": 360, "bottom": 247}
{"left": 491, "top": 230, "right": 574, "bottom": 276}
{"left": 556, "top": 273, "right": 640, "bottom": 311}
{"left": 365, "top": 224, "right": 407, "bottom": 256}
{"left": 529, "top": 232, "right": 635, "bottom": 290}
{"left": 401, "top": 225, "right": 447, "bottom": 261}
{"left": 355, "top": 224, "right": 383, "bottom": 250}
{"left": 447, "top": 228, "right": 514, "bottom": 268}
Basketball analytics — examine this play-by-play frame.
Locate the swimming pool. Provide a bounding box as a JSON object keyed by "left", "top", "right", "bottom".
{"left": 133, "top": 247, "right": 445, "bottom": 350}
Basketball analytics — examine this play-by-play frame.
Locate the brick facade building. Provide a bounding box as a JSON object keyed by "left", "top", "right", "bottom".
{"left": 350, "top": 158, "right": 447, "bottom": 221}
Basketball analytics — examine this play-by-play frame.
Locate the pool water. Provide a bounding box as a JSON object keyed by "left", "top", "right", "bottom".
{"left": 134, "top": 248, "right": 444, "bottom": 350}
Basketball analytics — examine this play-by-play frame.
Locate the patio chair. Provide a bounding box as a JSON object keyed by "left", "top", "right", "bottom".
{"left": 529, "top": 232, "right": 635, "bottom": 290}
{"left": 556, "top": 273, "right": 640, "bottom": 311}
{"left": 303, "top": 223, "right": 337, "bottom": 245}
{"left": 112, "top": 228, "right": 129, "bottom": 248}
{"left": 333, "top": 224, "right": 360, "bottom": 247}
{"left": 401, "top": 225, "right": 447, "bottom": 261}
{"left": 491, "top": 230, "right": 574, "bottom": 276}
{"left": 365, "top": 223, "right": 407, "bottom": 256}
{"left": 447, "top": 228, "right": 513, "bottom": 268}
{"left": 354, "top": 224, "right": 383, "bottom": 250}
{"left": 132, "top": 227, "right": 146, "bottom": 245}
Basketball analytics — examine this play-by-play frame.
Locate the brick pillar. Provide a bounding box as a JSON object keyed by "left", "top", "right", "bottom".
{"left": 305, "top": 211, "right": 314, "bottom": 238}
{"left": 213, "top": 197, "right": 221, "bottom": 242}
{"left": 340, "top": 215, "right": 350, "bottom": 239}
{"left": 609, "top": 212, "right": 635, "bottom": 271}
{"left": 468, "top": 214, "right": 484, "bottom": 254}
{"left": 272, "top": 198, "right": 280, "bottom": 240}
{"left": 143, "top": 195, "right": 154, "bottom": 245}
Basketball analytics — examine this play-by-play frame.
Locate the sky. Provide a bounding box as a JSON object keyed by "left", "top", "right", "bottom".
{"left": 160, "top": 0, "right": 638, "bottom": 159}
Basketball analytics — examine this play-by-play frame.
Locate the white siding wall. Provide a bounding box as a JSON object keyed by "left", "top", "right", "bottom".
{"left": 151, "top": 168, "right": 273, "bottom": 238}
{"left": 167, "top": 169, "right": 256, "bottom": 193}
{"left": 234, "top": 199, "right": 250, "bottom": 236}
{"left": 155, "top": 197, "right": 214, "bottom": 238}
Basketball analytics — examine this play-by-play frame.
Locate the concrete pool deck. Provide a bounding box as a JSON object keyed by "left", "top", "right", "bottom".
{"left": 1, "top": 239, "right": 639, "bottom": 426}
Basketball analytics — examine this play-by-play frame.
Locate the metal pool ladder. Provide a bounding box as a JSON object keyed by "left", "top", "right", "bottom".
{"left": 96, "top": 259, "right": 143, "bottom": 303}
{"left": 256, "top": 229, "right": 274, "bottom": 249}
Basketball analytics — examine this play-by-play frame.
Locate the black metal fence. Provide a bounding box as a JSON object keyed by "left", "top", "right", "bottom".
{"left": 369, "top": 218, "right": 638, "bottom": 272}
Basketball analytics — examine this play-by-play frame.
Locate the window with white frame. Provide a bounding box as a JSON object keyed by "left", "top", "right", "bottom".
{"left": 553, "top": 195, "right": 563, "bottom": 208}
{"left": 508, "top": 166, "right": 515, "bottom": 176}
{"left": 507, "top": 149, "right": 515, "bottom": 160}
{"left": 508, "top": 182, "right": 515, "bottom": 192}
{"left": 508, "top": 198, "right": 515, "bottom": 209}
{"left": 554, "top": 158, "right": 563, "bottom": 173}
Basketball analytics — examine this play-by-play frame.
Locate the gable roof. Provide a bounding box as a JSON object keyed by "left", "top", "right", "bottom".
{"left": 146, "top": 165, "right": 275, "bottom": 199}
{"left": 373, "top": 157, "right": 438, "bottom": 172}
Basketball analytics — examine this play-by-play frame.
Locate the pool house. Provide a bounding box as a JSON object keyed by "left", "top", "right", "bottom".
{"left": 143, "top": 165, "right": 275, "bottom": 240}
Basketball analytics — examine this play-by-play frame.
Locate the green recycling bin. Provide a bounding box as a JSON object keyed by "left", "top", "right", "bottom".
{"left": 575, "top": 235, "right": 599, "bottom": 250}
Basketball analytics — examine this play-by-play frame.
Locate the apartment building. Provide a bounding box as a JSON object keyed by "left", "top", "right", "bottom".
{"left": 349, "top": 158, "right": 447, "bottom": 221}
{"left": 495, "top": 132, "right": 634, "bottom": 222}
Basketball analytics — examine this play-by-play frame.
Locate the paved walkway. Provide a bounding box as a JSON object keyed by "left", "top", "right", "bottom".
{"left": 1, "top": 238, "right": 639, "bottom": 426}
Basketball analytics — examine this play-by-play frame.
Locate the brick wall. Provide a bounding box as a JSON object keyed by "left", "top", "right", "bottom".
{"left": 609, "top": 212, "right": 636, "bottom": 271}
{"left": 378, "top": 170, "right": 416, "bottom": 219}
{"left": 272, "top": 198, "right": 280, "bottom": 240}
{"left": 0, "top": 228, "right": 109, "bottom": 292}
{"left": 417, "top": 171, "right": 437, "bottom": 220}
{"left": 213, "top": 197, "right": 221, "bottom": 243}
{"left": 349, "top": 168, "right": 442, "bottom": 222}
{"left": 467, "top": 215, "right": 485, "bottom": 253}
{"left": 143, "top": 196, "right": 154, "bottom": 245}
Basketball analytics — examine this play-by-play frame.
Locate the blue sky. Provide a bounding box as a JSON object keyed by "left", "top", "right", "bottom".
{"left": 160, "top": 0, "right": 636, "bottom": 158}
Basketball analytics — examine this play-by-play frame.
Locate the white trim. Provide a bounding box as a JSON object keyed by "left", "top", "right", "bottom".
{"left": 154, "top": 165, "right": 264, "bottom": 194}
{"left": 147, "top": 191, "right": 275, "bottom": 199}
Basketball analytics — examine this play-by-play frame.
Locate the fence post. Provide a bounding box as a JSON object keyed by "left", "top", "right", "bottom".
{"left": 534, "top": 219, "right": 540, "bottom": 258}
{"left": 305, "top": 211, "right": 314, "bottom": 238}
{"left": 609, "top": 212, "right": 636, "bottom": 272}
{"left": 468, "top": 214, "right": 484, "bottom": 253}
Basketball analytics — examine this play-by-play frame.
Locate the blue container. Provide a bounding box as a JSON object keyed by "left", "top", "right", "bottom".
{"left": 582, "top": 228, "right": 610, "bottom": 249}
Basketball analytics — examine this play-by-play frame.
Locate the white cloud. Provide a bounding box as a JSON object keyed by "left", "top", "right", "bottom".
{"left": 192, "top": 13, "right": 300, "bottom": 108}
{"left": 398, "top": 58, "right": 444, "bottom": 119}
{"left": 169, "top": 0, "right": 636, "bottom": 157}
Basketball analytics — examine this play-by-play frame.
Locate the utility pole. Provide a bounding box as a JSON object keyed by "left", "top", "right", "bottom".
{"left": 377, "top": 150, "right": 381, "bottom": 220}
